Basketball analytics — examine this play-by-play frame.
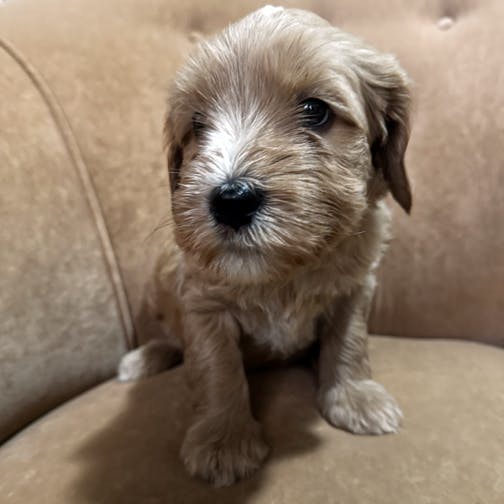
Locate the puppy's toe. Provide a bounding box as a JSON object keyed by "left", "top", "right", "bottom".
{"left": 319, "top": 379, "right": 403, "bottom": 435}
{"left": 117, "top": 339, "right": 181, "bottom": 382}
{"left": 181, "top": 418, "right": 270, "bottom": 487}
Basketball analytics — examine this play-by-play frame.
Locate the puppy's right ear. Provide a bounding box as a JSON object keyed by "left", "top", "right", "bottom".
{"left": 357, "top": 53, "right": 413, "bottom": 214}
{"left": 164, "top": 117, "right": 183, "bottom": 193}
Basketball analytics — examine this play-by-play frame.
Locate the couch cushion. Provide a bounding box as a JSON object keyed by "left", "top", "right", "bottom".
{"left": 0, "top": 337, "right": 502, "bottom": 504}
{"left": 1, "top": 0, "right": 503, "bottom": 346}
{"left": 0, "top": 39, "right": 132, "bottom": 441}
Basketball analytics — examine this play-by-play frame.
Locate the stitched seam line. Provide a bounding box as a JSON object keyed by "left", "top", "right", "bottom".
{"left": 0, "top": 36, "right": 136, "bottom": 349}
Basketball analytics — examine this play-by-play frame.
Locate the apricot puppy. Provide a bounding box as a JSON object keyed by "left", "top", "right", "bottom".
{"left": 119, "top": 5, "right": 412, "bottom": 487}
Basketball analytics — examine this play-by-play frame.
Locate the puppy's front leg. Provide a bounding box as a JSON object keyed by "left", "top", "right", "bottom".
{"left": 181, "top": 308, "right": 269, "bottom": 487}
{"left": 317, "top": 278, "right": 403, "bottom": 435}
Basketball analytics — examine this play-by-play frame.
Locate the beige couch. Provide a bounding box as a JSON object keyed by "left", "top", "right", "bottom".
{"left": 1, "top": 0, "right": 503, "bottom": 502}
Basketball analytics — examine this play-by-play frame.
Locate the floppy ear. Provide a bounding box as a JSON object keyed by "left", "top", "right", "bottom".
{"left": 359, "top": 54, "right": 412, "bottom": 213}
{"left": 163, "top": 117, "right": 184, "bottom": 193}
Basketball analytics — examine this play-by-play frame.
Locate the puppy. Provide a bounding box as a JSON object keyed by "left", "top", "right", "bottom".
{"left": 119, "top": 5, "right": 412, "bottom": 487}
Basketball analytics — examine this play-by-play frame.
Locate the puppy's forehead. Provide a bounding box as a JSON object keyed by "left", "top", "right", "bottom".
{"left": 174, "top": 7, "right": 363, "bottom": 123}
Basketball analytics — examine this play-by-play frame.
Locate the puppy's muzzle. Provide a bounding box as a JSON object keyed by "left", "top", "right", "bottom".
{"left": 209, "top": 178, "right": 264, "bottom": 231}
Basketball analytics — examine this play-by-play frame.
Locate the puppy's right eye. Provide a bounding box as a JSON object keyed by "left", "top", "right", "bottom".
{"left": 192, "top": 112, "right": 205, "bottom": 136}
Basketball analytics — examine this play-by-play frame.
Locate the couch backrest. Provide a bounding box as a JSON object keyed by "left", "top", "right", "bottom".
{"left": 352, "top": 0, "right": 504, "bottom": 345}
{"left": 1, "top": 0, "right": 503, "bottom": 441}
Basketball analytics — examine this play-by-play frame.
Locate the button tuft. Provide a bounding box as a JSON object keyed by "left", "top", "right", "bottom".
{"left": 438, "top": 16, "right": 455, "bottom": 30}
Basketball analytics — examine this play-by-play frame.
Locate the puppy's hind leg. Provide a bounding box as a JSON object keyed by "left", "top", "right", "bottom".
{"left": 118, "top": 339, "right": 182, "bottom": 382}
{"left": 117, "top": 254, "right": 184, "bottom": 382}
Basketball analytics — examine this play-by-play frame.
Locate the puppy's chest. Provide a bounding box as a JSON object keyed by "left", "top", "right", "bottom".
{"left": 232, "top": 289, "right": 329, "bottom": 358}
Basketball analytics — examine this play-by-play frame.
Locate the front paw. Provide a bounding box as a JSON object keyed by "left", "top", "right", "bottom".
{"left": 319, "top": 379, "right": 403, "bottom": 435}
{"left": 180, "top": 417, "right": 270, "bottom": 487}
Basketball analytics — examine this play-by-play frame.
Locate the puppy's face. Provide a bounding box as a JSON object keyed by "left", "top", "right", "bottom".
{"left": 166, "top": 7, "right": 411, "bottom": 283}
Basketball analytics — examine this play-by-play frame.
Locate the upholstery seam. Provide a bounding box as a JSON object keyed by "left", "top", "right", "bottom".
{"left": 0, "top": 37, "right": 136, "bottom": 350}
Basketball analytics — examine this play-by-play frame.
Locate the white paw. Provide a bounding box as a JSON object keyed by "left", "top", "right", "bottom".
{"left": 117, "top": 340, "right": 180, "bottom": 382}
{"left": 319, "top": 379, "right": 403, "bottom": 435}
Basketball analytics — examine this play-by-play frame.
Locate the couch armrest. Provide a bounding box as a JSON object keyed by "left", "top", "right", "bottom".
{"left": 0, "top": 38, "right": 132, "bottom": 442}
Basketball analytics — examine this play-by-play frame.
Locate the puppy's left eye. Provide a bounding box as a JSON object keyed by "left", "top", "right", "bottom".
{"left": 192, "top": 112, "right": 206, "bottom": 136}
{"left": 299, "top": 98, "right": 331, "bottom": 129}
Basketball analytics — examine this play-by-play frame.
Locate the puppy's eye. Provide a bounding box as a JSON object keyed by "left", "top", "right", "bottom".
{"left": 299, "top": 98, "right": 331, "bottom": 129}
{"left": 192, "top": 112, "right": 205, "bottom": 136}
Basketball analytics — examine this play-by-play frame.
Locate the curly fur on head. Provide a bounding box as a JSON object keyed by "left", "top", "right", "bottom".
{"left": 120, "top": 5, "right": 412, "bottom": 487}
{"left": 165, "top": 6, "right": 411, "bottom": 284}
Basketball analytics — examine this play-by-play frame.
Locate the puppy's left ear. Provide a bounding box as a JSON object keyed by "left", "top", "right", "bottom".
{"left": 359, "top": 54, "right": 412, "bottom": 213}
{"left": 163, "top": 117, "right": 184, "bottom": 193}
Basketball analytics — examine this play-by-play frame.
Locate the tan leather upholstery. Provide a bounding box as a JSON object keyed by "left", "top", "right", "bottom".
{"left": 1, "top": 337, "right": 503, "bottom": 504}
{"left": 0, "top": 37, "right": 132, "bottom": 441}
{"left": 0, "top": 0, "right": 503, "bottom": 500}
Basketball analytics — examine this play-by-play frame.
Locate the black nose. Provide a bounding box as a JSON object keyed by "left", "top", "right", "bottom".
{"left": 210, "top": 179, "right": 264, "bottom": 231}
